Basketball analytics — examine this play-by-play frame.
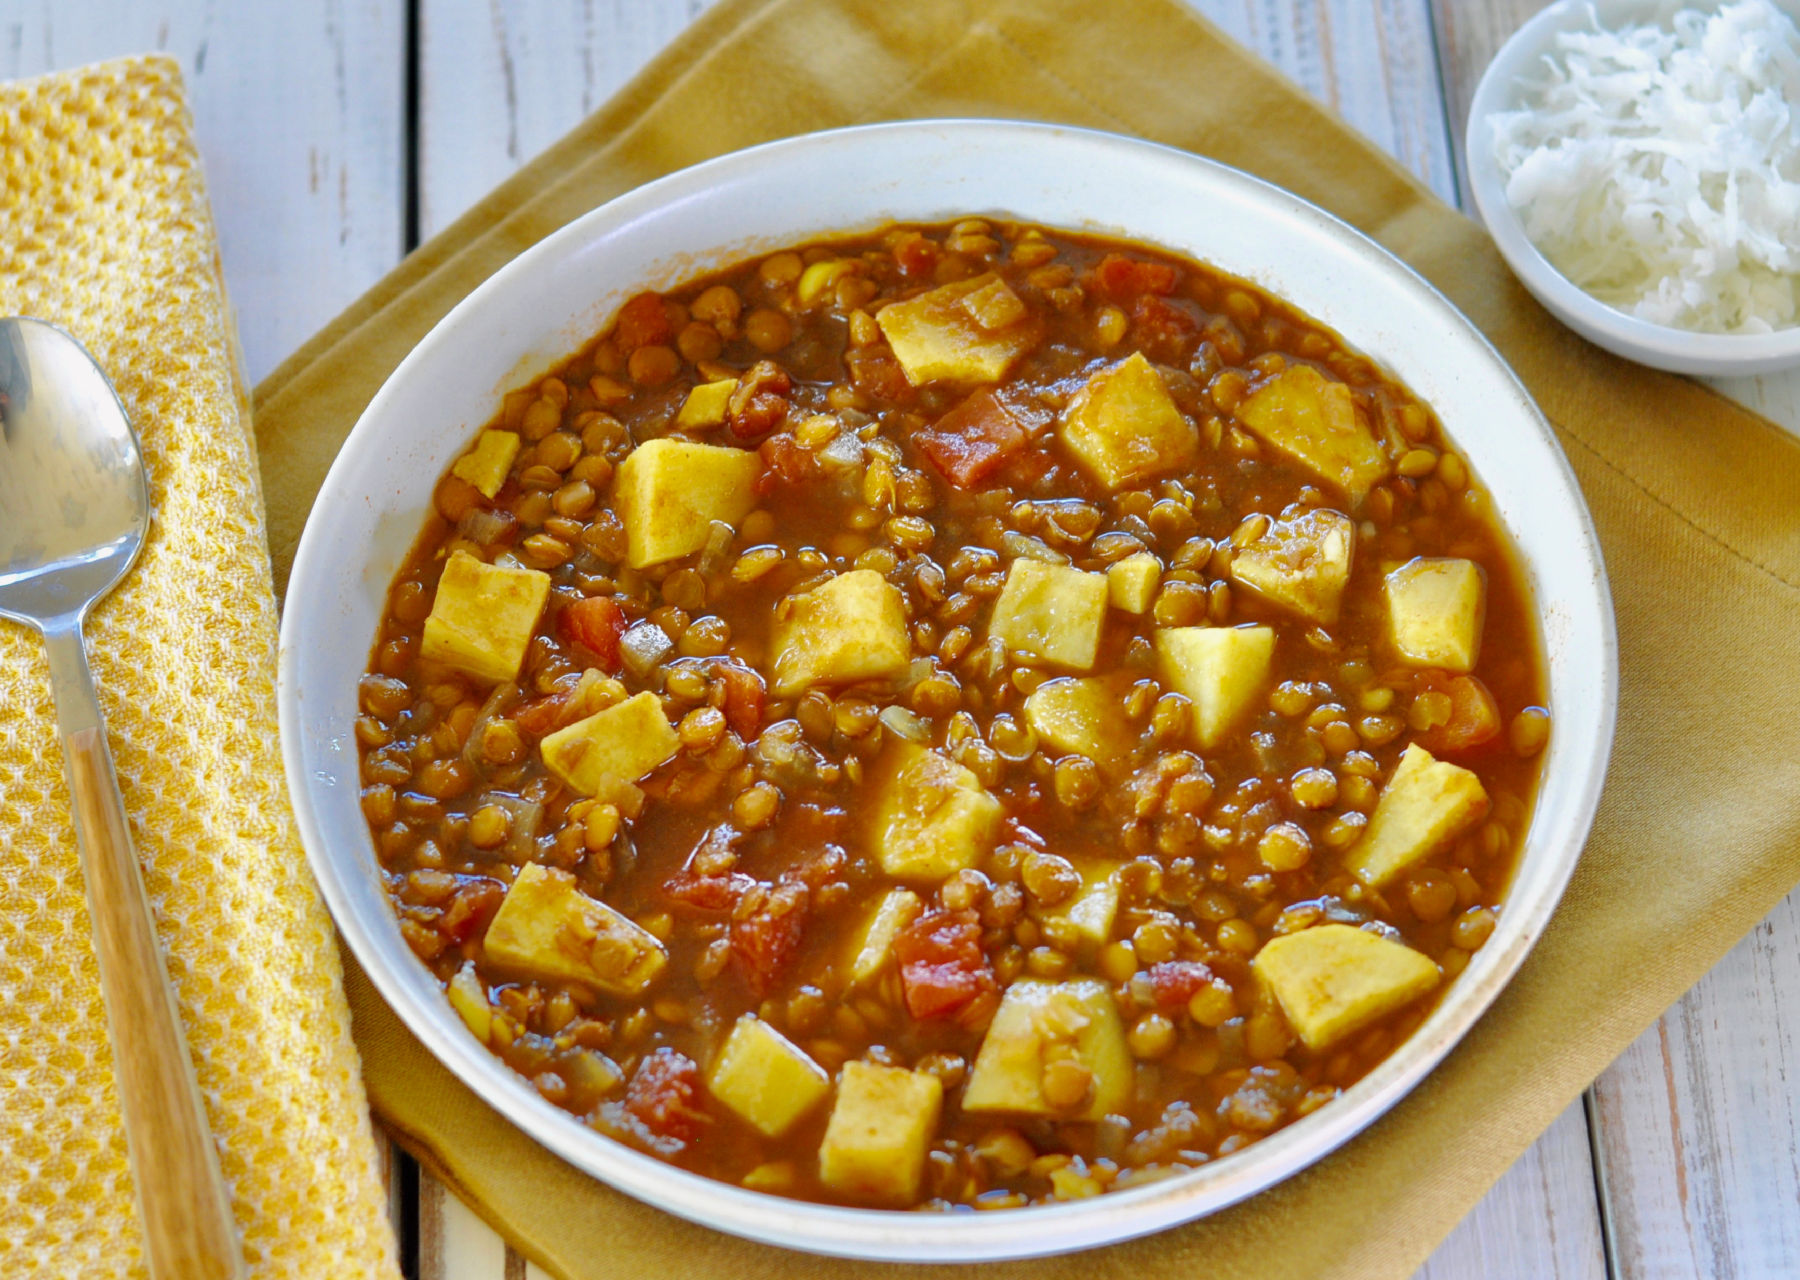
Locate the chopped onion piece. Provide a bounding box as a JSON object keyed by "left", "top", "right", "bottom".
{"left": 620, "top": 621, "right": 675, "bottom": 680}
{"left": 879, "top": 704, "right": 932, "bottom": 743}
{"left": 698, "top": 520, "right": 735, "bottom": 576}
{"left": 476, "top": 792, "right": 543, "bottom": 863}
{"left": 456, "top": 506, "right": 514, "bottom": 546}
{"left": 1002, "top": 530, "right": 1069, "bottom": 564}
{"left": 818, "top": 429, "right": 864, "bottom": 470}
{"left": 462, "top": 681, "right": 520, "bottom": 767}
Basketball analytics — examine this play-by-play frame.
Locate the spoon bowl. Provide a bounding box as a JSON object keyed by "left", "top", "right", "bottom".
{"left": 0, "top": 318, "right": 147, "bottom": 623}
{"left": 0, "top": 316, "right": 244, "bottom": 1280}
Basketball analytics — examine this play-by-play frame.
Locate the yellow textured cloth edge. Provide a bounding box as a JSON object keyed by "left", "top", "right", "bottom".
{"left": 249, "top": 1, "right": 1800, "bottom": 1277}
{"left": 0, "top": 56, "right": 400, "bottom": 1279}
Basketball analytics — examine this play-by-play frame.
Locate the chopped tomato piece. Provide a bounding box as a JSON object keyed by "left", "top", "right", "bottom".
{"left": 512, "top": 692, "right": 570, "bottom": 738}
{"left": 728, "top": 360, "right": 792, "bottom": 439}
{"left": 664, "top": 869, "right": 755, "bottom": 913}
{"left": 994, "top": 443, "right": 1058, "bottom": 491}
{"left": 1146, "top": 960, "right": 1215, "bottom": 1010}
{"left": 624, "top": 1048, "right": 708, "bottom": 1148}
{"left": 731, "top": 879, "right": 809, "bottom": 996}
{"left": 558, "top": 596, "right": 627, "bottom": 671}
{"left": 893, "top": 232, "right": 939, "bottom": 277}
{"left": 894, "top": 909, "right": 996, "bottom": 1021}
{"left": 845, "top": 346, "right": 914, "bottom": 402}
{"left": 1091, "top": 253, "right": 1179, "bottom": 297}
{"left": 916, "top": 390, "right": 1029, "bottom": 489}
{"left": 615, "top": 292, "right": 673, "bottom": 351}
{"left": 1415, "top": 673, "right": 1503, "bottom": 754}
{"left": 782, "top": 840, "right": 848, "bottom": 898}
{"left": 717, "top": 663, "right": 766, "bottom": 740}
{"left": 754, "top": 431, "right": 818, "bottom": 496}
{"left": 1131, "top": 294, "right": 1201, "bottom": 362}
{"left": 439, "top": 879, "right": 505, "bottom": 943}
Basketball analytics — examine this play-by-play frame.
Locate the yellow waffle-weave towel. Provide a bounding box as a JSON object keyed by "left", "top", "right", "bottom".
{"left": 0, "top": 57, "right": 399, "bottom": 1279}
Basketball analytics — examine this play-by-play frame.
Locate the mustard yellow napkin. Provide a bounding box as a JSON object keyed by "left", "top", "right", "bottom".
{"left": 252, "top": 1, "right": 1800, "bottom": 1276}
{"left": 0, "top": 57, "right": 399, "bottom": 1279}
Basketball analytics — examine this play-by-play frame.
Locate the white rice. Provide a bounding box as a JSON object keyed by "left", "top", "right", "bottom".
{"left": 1489, "top": 0, "right": 1800, "bottom": 334}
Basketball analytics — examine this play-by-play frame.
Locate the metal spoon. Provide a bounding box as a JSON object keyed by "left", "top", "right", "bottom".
{"left": 0, "top": 318, "right": 244, "bottom": 1280}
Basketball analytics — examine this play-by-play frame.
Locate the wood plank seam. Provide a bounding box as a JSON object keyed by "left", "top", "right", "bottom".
{"left": 1584, "top": 1089, "right": 1622, "bottom": 1280}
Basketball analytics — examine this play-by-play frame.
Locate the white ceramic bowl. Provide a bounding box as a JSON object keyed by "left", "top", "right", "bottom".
{"left": 278, "top": 120, "right": 1617, "bottom": 1262}
{"left": 1467, "top": 0, "right": 1800, "bottom": 375}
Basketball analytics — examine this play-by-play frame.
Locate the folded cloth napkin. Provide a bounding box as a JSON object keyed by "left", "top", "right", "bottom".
{"left": 0, "top": 58, "right": 399, "bottom": 1279}
{"left": 252, "top": 0, "right": 1800, "bottom": 1276}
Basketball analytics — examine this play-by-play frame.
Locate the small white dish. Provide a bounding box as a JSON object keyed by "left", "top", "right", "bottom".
{"left": 278, "top": 120, "right": 1617, "bottom": 1262}
{"left": 1467, "top": 0, "right": 1800, "bottom": 376}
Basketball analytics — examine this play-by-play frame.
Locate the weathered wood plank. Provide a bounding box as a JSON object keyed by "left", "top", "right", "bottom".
{"left": 1433, "top": 2, "right": 1800, "bottom": 1275}
{"left": 2, "top": 0, "right": 408, "bottom": 382}
{"left": 420, "top": 1170, "right": 509, "bottom": 1280}
{"left": 1592, "top": 892, "right": 1800, "bottom": 1280}
{"left": 1415, "top": 1101, "right": 1606, "bottom": 1280}
{"left": 1703, "top": 368, "right": 1800, "bottom": 434}
{"left": 1197, "top": 0, "right": 1458, "bottom": 204}
{"left": 370, "top": 1114, "right": 406, "bottom": 1248}
{"left": 417, "top": 0, "right": 717, "bottom": 239}
{"left": 1425, "top": 0, "right": 1543, "bottom": 208}
{"left": 416, "top": 0, "right": 1456, "bottom": 236}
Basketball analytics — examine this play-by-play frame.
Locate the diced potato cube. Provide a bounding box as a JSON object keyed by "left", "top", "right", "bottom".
{"left": 540, "top": 690, "right": 679, "bottom": 802}
{"left": 989, "top": 560, "right": 1109, "bottom": 671}
{"left": 876, "top": 274, "right": 1039, "bottom": 385}
{"left": 962, "top": 979, "right": 1132, "bottom": 1121}
{"left": 483, "top": 863, "right": 667, "bottom": 996}
{"left": 1385, "top": 557, "right": 1486, "bottom": 673}
{"left": 1024, "top": 677, "right": 1131, "bottom": 767}
{"left": 420, "top": 550, "right": 551, "bottom": 683}
{"left": 872, "top": 743, "right": 1003, "bottom": 881}
{"left": 960, "top": 276, "right": 1028, "bottom": 330}
{"left": 674, "top": 378, "right": 736, "bottom": 430}
{"left": 1344, "top": 743, "right": 1490, "bottom": 887}
{"left": 450, "top": 429, "right": 521, "bottom": 499}
{"left": 1058, "top": 352, "right": 1198, "bottom": 490}
{"left": 818, "top": 1061, "right": 943, "bottom": 1205}
{"left": 770, "top": 569, "right": 911, "bottom": 696}
{"left": 446, "top": 962, "right": 491, "bottom": 1042}
{"left": 1230, "top": 508, "right": 1356, "bottom": 625}
{"left": 565, "top": 1048, "right": 624, "bottom": 1098}
{"left": 741, "top": 1161, "right": 799, "bottom": 1194}
{"left": 849, "top": 888, "right": 924, "bottom": 986}
{"left": 707, "top": 1015, "right": 830, "bottom": 1138}
{"left": 1153, "top": 625, "right": 1275, "bottom": 750}
{"left": 1237, "top": 364, "right": 1390, "bottom": 504}
{"left": 1033, "top": 864, "right": 1122, "bottom": 952}
{"left": 615, "top": 437, "right": 759, "bottom": 568}
{"left": 1253, "top": 923, "right": 1440, "bottom": 1051}
{"left": 1107, "top": 552, "right": 1162, "bottom": 614}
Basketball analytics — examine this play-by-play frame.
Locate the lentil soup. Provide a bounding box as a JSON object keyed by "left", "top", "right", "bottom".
{"left": 355, "top": 219, "right": 1550, "bottom": 1211}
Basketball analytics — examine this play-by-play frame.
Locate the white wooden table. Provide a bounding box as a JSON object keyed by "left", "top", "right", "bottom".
{"left": 9, "top": 3, "right": 1800, "bottom": 1276}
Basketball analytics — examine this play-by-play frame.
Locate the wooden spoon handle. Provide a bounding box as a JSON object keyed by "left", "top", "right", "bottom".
{"left": 46, "top": 624, "right": 245, "bottom": 1280}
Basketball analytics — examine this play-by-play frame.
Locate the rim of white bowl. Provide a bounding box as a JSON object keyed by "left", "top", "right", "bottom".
{"left": 279, "top": 118, "right": 1617, "bottom": 1262}
{"left": 1466, "top": 0, "right": 1800, "bottom": 376}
